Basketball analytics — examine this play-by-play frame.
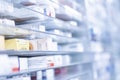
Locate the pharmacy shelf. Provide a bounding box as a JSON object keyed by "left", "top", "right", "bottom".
{"left": 0, "top": 62, "right": 91, "bottom": 78}
{"left": 0, "top": 24, "right": 80, "bottom": 44}
{"left": 0, "top": 1, "right": 83, "bottom": 34}
{"left": 16, "top": 19, "right": 82, "bottom": 34}
{"left": 0, "top": 51, "right": 83, "bottom": 57}
{"left": 0, "top": 6, "right": 49, "bottom": 22}
{"left": 9, "top": 0, "right": 83, "bottom": 22}
{"left": 13, "top": 7, "right": 83, "bottom": 36}
{"left": 55, "top": 71, "right": 89, "bottom": 80}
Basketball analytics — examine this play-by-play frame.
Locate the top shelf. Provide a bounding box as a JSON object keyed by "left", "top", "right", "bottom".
{"left": 2, "top": 0, "right": 83, "bottom": 22}
{"left": 0, "top": 0, "right": 84, "bottom": 44}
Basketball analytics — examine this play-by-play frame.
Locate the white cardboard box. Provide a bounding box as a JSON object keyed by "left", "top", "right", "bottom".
{"left": 0, "top": 36, "right": 5, "bottom": 50}
{"left": 28, "top": 56, "right": 47, "bottom": 69}
{"left": 61, "top": 43, "right": 84, "bottom": 52}
{"left": 37, "top": 71, "right": 42, "bottom": 80}
{"left": 46, "top": 56, "right": 55, "bottom": 67}
{"left": 62, "top": 55, "right": 71, "bottom": 65}
{"left": 9, "top": 56, "right": 19, "bottom": 72}
{"left": 42, "top": 69, "right": 55, "bottom": 80}
{"left": 0, "top": 54, "right": 11, "bottom": 75}
{"left": 2, "top": 19, "right": 15, "bottom": 26}
{"left": 46, "top": 69, "right": 55, "bottom": 80}
{"left": 19, "top": 58, "right": 28, "bottom": 71}
{"left": 54, "top": 55, "right": 62, "bottom": 66}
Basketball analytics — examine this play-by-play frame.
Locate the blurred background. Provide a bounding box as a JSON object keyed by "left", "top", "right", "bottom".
{"left": 0, "top": 0, "right": 120, "bottom": 80}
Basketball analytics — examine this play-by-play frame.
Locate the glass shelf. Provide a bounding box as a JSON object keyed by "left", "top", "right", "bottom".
{"left": 0, "top": 62, "right": 91, "bottom": 78}
{"left": 0, "top": 24, "right": 80, "bottom": 44}
{"left": 0, "top": 51, "right": 82, "bottom": 57}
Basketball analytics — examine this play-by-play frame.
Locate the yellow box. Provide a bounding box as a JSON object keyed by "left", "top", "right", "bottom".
{"left": 5, "top": 39, "right": 29, "bottom": 50}
{"left": 0, "top": 36, "right": 5, "bottom": 50}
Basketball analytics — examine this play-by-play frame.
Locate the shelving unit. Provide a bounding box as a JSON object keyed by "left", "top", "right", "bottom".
{"left": 0, "top": 0, "right": 93, "bottom": 80}
{"left": 0, "top": 62, "right": 90, "bottom": 78}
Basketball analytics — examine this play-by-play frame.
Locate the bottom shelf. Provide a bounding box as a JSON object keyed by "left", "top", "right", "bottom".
{"left": 0, "top": 61, "right": 92, "bottom": 79}
{"left": 55, "top": 71, "right": 88, "bottom": 80}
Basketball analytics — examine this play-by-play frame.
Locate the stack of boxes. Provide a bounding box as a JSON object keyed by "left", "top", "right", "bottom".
{"left": 29, "top": 38, "right": 58, "bottom": 51}
{"left": 4, "top": 37, "right": 58, "bottom": 51}
{"left": 0, "top": 0, "right": 82, "bottom": 80}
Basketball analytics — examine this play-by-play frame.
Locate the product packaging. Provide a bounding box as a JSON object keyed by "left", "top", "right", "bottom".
{"left": 19, "top": 58, "right": 28, "bottom": 71}
{"left": 29, "top": 39, "right": 38, "bottom": 51}
{"left": 46, "top": 56, "right": 55, "bottom": 67}
{"left": 28, "top": 56, "right": 47, "bottom": 69}
{"left": 5, "top": 39, "right": 29, "bottom": 50}
{"left": 0, "top": 36, "right": 5, "bottom": 50}
{"left": 9, "top": 56, "right": 19, "bottom": 72}
{"left": 54, "top": 55, "right": 62, "bottom": 66}
{"left": 60, "top": 43, "right": 84, "bottom": 52}
{"left": 37, "top": 71, "right": 42, "bottom": 80}
{"left": 0, "top": 54, "right": 11, "bottom": 75}
{"left": 42, "top": 69, "right": 55, "bottom": 80}
{"left": 29, "top": 38, "right": 56, "bottom": 51}
{"left": 2, "top": 19, "right": 15, "bottom": 26}
{"left": 62, "top": 55, "right": 71, "bottom": 65}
